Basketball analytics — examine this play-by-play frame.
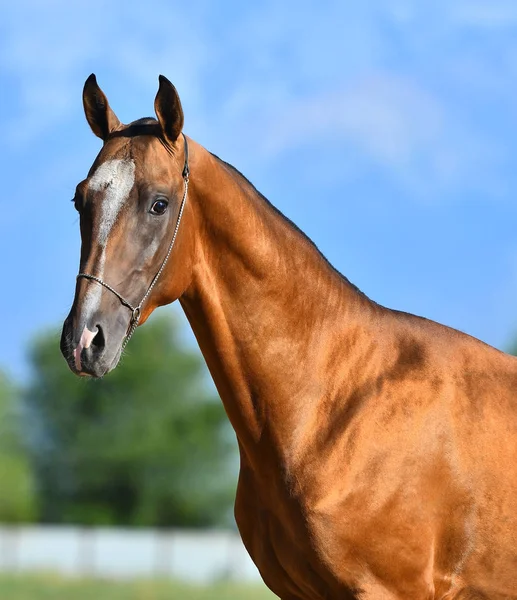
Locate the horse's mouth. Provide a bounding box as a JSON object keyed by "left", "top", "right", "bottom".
{"left": 64, "top": 350, "right": 122, "bottom": 378}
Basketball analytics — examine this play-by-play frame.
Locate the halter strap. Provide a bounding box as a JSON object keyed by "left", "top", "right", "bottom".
{"left": 77, "top": 133, "right": 190, "bottom": 349}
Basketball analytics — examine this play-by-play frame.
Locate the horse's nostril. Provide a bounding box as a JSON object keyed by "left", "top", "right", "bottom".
{"left": 92, "top": 325, "right": 105, "bottom": 350}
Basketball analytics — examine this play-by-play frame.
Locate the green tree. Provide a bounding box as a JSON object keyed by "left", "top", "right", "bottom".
{"left": 0, "top": 371, "right": 37, "bottom": 522}
{"left": 25, "top": 314, "right": 236, "bottom": 528}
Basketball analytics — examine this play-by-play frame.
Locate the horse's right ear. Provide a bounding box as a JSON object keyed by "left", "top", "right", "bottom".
{"left": 82, "top": 74, "right": 121, "bottom": 141}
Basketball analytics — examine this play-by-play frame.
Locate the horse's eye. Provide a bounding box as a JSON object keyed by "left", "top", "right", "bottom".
{"left": 150, "top": 198, "right": 169, "bottom": 215}
{"left": 72, "top": 196, "right": 82, "bottom": 212}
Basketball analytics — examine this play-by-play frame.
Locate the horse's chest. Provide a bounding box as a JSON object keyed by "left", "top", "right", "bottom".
{"left": 234, "top": 469, "right": 356, "bottom": 600}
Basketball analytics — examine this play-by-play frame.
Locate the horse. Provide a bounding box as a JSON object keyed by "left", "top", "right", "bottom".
{"left": 61, "top": 74, "right": 517, "bottom": 599}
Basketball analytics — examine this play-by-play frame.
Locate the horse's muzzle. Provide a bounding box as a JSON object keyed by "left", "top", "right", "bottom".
{"left": 60, "top": 313, "right": 124, "bottom": 377}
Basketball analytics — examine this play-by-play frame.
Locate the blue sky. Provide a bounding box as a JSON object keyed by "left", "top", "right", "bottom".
{"left": 2, "top": 0, "right": 517, "bottom": 381}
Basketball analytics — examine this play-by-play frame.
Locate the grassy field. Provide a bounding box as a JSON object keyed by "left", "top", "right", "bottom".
{"left": 0, "top": 573, "right": 278, "bottom": 599}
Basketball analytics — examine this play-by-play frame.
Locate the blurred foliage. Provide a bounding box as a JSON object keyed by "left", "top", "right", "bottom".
{"left": 24, "top": 314, "right": 236, "bottom": 528}
{"left": 0, "top": 574, "right": 276, "bottom": 600}
{"left": 0, "top": 372, "right": 37, "bottom": 522}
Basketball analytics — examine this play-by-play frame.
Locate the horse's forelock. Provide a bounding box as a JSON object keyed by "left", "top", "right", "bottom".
{"left": 108, "top": 117, "right": 161, "bottom": 141}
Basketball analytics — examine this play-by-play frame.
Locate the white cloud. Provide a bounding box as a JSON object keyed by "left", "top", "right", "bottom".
{"left": 2, "top": 0, "right": 517, "bottom": 201}
{"left": 264, "top": 74, "right": 441, "bottom": 163}
{"left": 219, "top": 71, "right": 505, "bottom": 201}
{"left": 384, "top": 0, "right": 517, "bottom": 31}
{"left": 0, "top": 1, "right": 211, "bottom": 147}
{"left": 450, "top": 1, "right": 517, "bottom": 28}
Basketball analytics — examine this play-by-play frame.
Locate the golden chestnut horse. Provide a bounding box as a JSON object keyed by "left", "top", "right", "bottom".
{"left": 61, "top": 74, "right": 517, "bottom": 599}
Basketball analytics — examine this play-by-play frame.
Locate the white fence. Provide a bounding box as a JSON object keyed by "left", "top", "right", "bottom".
{"left": 0, "top": 526, "right": 261, "bottom": 582}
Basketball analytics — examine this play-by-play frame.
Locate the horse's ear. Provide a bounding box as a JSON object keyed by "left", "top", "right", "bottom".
{"left": 82, "top": 74, "right": 121, "bottom": 141}
{"left": 154, "top": 75, "right": 184, "bottom": 145}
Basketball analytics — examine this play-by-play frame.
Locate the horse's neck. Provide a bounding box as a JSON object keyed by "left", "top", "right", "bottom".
{"left": 179, "top": 144, "right": 374, "bottom": 465}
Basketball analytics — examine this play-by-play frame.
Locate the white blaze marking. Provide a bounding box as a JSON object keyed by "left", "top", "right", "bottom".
{"left": 81, "top": 159, "right": 135, "bottom": 318}
{"left": 81, "top": 253, "right": 106, "bottom": 323}
{"left": 89, "top": 159, "right": 136, "bottom": 247}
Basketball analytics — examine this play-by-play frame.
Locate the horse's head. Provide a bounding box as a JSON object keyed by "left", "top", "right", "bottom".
{"left": 61, "top": 75, "right": 194, "bottom": 377}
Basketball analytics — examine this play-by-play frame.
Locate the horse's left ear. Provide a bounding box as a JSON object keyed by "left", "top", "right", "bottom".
{"left": 154, "top": 75, "right": 184, "bottom": 145}
{"left": 82, "top": 74, "right": 121, "bottom": 141}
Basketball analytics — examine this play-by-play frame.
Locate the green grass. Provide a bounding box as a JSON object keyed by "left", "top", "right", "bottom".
{"left": 0, "top": 573, "right": 278, "bottom": 599}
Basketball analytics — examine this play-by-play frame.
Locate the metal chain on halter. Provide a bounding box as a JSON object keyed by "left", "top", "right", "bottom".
{"left": 122, "top": 174, "right": 189, "bottom": 349}
{"left": 77, "top": 133, "right": 190, "bottom": 350}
